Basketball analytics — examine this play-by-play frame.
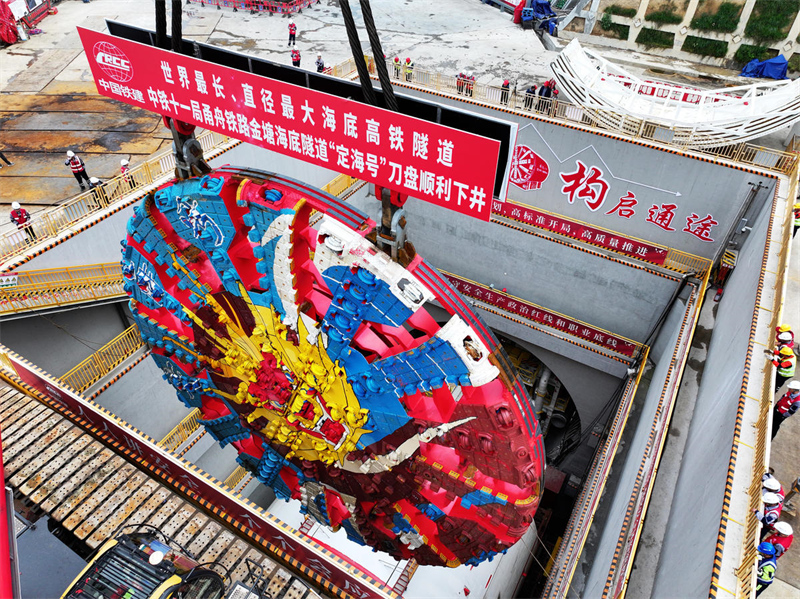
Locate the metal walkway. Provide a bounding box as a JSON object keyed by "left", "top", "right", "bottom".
{"left": 0, "top": 383, "right": 318, "bottom": 598}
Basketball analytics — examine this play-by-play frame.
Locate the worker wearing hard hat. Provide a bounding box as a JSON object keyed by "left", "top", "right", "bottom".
{"left": 793, "top": 202, "right": 799, "bottom": 238}
{"left": 756, "top": 542, "right": 777, "bottom": 596}
{"left": 763, "top": 521, "right": 793, "bottom": 559}
{"left": 773, "top": 380, "right": 800, "bottom": 438}
{"left": 763, "top": 474, "right": 785, "bottom": 502}
{"left": 772, "top": 347, "right": 797, "bottom": 392}
{"left": 404, "top": 57, "right": 414, "bottom": 82}
{"left": 756, "top": 492, "right": 784, "bottom": 531}
{"left": 393, "top": 56, "right": 401, "bottom": 79}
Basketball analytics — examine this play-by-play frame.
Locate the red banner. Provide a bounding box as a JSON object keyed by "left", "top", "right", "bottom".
{"left": 492, "top": 200, "right": 669, "bottom": 265}
{"left": 443, "top": 274, "right": 638, "bottom": 357}
{"left": 5, "top": 356, "right": 394, "bottom": 599}
{"left": 78, "top": 28, "right": 500, "bottom": 221}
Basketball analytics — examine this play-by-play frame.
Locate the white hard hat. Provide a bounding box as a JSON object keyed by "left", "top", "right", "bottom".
{"left": 778, "top": 332, "right": 793, "bottom": 342}
{"left": 66, "top": 150, "right": 75, "bottom": 157}
{"left": 120, "top": 159, "right": 129, "bottom": 166}
{"left": 774, "top": 521, "right": 793, "bottom": 535}
{"left": 763, "top": 492, "right": 781, "bottom": 505}
{"left": 789, "top": 380, "right": 800, "bottom": 390}
{"left": 763, "top": 478, "right": 781, "bottom": 492}
{"left": 89, "top": 177, "right": 100, "bottom": 184}
{"left": 318, "top": 53, "right": 322, "bottom": 57}
{"left": 11, "top": 202, "right": 20, "bottom": 210}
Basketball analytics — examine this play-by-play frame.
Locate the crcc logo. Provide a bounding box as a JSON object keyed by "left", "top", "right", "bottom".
{"left": 93, "top": 41, "right": 134, "bottom": 83}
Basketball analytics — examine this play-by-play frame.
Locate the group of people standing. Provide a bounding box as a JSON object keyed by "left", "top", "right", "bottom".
{"left": 288, "top": 22, "right": 325, "bottom": 73}
{"left": 392, "top": 57, "right": 414, "bottom": 82}
{"left": 756, "top": 323, "right": 800, "bottom": 595}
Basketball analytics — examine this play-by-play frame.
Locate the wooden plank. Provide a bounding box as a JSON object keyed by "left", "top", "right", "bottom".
{"left": 39, "top": 447, "right": 115, "bottom": 513}
{"left": 62, "top": 462, "right": 138, "bottom": 531}
{"left": 73, "top": 468, "right": 153, "bottom": 541}
{"left": 229, "top": 550, "right": 276, "bottom": 587}
{"left": 19, "top": 434, "right": 94, "bottom": 499}
{"left": 186, "top": 520, "right": 223, "bottom": 559}
{"left": 2, "top": 412, "right": 63, "bottom": 462}
{"left": 9, "top": 423, "right": 84, "bottom": 487}
{"left": 1, "top": 402, "right": 49, "bottom": 438}
{"left": 4, "top": 419, "right": 76, "bottom": 478}
{"left": 215, "top": 538, "right": 251, "bottom": 574}
{"left": 197, "top": 528, "right": 239, "bottom": 564}
{"left": 88, "top": 483, "right": 170, "bottom": 549}
{"left": 284, "top": 579, "right": 312, "bottom": 599}
{"left": 0, "top": 388, "right": 26, "bottom": 410}
{"left": 50, "top": 453, "right": 123, "bottom": 520}
{"left": 172, "top": 509, "right": 208, "bottom": 550}
{"left": 144, "top": 494, "right": 185, "bottom": 530}
{"left": 160, "top": 503, "right": 199, "bottom": 539}
{"left": 265, "top": 566, "right": 293, "bottom": 598}
{"left": 0, "top": 391, "right": 38, "bottom": 418}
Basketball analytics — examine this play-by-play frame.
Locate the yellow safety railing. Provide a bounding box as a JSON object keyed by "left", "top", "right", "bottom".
{"left": 0, "top": 263, "right": 125, "bottom": 315}
{"left": 223, "top": 465, "right": 252, "bottom": 491}
{"left": 733, "top": 160, "right": 799, "bottom": 596}
{"left": 158, "top": 408, "right": 203, "bottom": 453}
{"left": 0, "top": 130, "right": 232, "bottom": 264}
{"left": 323, "top": 55, "right": 798, "bottom": 176}
{"left": 321, "top": 173, "right": 361, "bottom": 198}
{"left": 60, "top": 324, "right": 145, "bottom": 394}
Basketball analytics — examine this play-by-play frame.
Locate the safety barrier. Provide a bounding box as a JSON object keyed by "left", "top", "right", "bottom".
{"left": 364, "top": 57, "right": 797, "bottom": 176}
{"left": 0, "top": 130, "right": 231, "bottom": 265}
{"left": 184, "top": 0, "right": 317, "bottom": 15}
{"left": 157, "top": 407, "right": 203, "bottom": 453}
{"left": 60, "top": 325, "right": 146, "bottom": 394}
{"left": 729, "top": 162, "right": 799, "bottom": 596}
{"left": 321, "top": 173, "right": 360, "bottom": 198}
{"left": 0, "top": 263, "right": 125, "bottom": 315}
{"left": 223, "top": 465, "right": 252, "bottom": 491}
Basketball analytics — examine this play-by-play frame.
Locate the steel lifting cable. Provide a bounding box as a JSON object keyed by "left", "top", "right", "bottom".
{"left": 172, "top": 0, "right": 183, "bottom": 53}
{"left": 155, "top": 0, "right": 167, "bottom": 49}
{"left": 358, "top": 0, "right": 398, "bottom": 112}
{"left": 339, "top": 0, "right": 377, "bottom": 106}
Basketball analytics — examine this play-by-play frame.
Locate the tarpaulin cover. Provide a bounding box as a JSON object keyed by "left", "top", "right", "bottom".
{"left": 740, "top": 55, "right": 788, "bottom": 79}
{"left": 0, "top": 1, "right": 19, "bottom": 45}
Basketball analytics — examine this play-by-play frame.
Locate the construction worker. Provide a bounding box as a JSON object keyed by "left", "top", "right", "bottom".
{"left": 755, "top": 542, "right": 777, "bottom": 596}
{"left": 466, "top": 73, "right": 475, "bottom": 97}
{"left": 763, "top": 521, "right": 793, "bottom": 559}
{"left": 315, "top": 53, "right": 325, "bottom": 73}
{"left": 775, "top": 324, "right": 794, "bottom": 345}
{"left": 9, "top": 201, "right": 36, "bottom": 243}
{"left": 404, "top": 57, "right": 414, "bottom": 82}
{"left": 393, "top": 56, "right": 401, "bottom": 79}
{"left": 456, "top": 72, "right": 465, "bottom": 95}
{"left": 500, "top": 79, "right": 510, "bottom": 105}
{"left": 763, "top": 474, "right": 785, "bottom": 502}
{"left": 756, "top": 492, "right": 784, "bottom": 534}
{"left": 65, "top": 150, "right": 91, "bottom": 191}
{"left": 772, "top": 346, "right": 796, "bottom": 392}
{"left": 291, "top": 48, "right": 301, "bottom": 68}
{"left": 793, "top": 201, "right": 800, "bottom": 238}
{"left": 288, "top": 21, "right": 297, "bottom": 46}
{"left": 773, "top": 379, "right": 800, "bottom": 438}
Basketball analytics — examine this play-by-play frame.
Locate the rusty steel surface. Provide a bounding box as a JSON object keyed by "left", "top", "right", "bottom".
{"left": 0, "top": 383, "right": 322, "bottom": 595}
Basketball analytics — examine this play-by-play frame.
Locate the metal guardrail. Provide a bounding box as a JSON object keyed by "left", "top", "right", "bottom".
{"left": 0, "top": 263, "right": 125, "bottom": 315}
{"left": 184, "top": 0, "right": 316, "bottom": 15}
{"left": 158, "top": 408, "right": 203, "bottom": 453}
{"left": 60, "top": 325, "right": 145, "bottom": 394}
{"left": 223, "top": 465, "right": 252, "bottom": 491}
{"left": 731, "top": 161, "right": 799, "bottom": 596}
{"left": 354, "top": 56, "right": 797, "bottom": 176}
{"left": 0, "top": 130, "right": 231, "bottom": 264}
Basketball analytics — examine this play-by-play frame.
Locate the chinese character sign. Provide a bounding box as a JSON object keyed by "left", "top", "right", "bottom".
{"left": 78, "top": 28, "right": 501, "bottom": 221}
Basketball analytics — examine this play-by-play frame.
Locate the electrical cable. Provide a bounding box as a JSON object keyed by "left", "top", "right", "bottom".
{"left": 358, "top": 0, "right": 398, "bottom": 112}
{"left": 171, "top": 0, "right": 183, "bottom": 54}
{"left": 339, "top": 0, "right": 377, "bottom": 106}
{"left": 155, "top": 0, "right": 167, "bottom": 49}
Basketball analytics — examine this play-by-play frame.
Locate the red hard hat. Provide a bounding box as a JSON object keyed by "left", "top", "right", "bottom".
{"left": 503, "top": 79, "right": 509, "bottom": 85}
{"left": 406, "top": 57, "right": 410, "bottom": 63}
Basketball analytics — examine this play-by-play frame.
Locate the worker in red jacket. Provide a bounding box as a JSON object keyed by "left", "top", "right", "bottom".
{"left": 288, "top": 21, "right": 297, "bottom": 46}
{"left": 65, "top": 150, "right": 91, "bottom": 191}
{"left": 763, "top": 521, "right": 793, "bottom": 559}
{"left": 10, "top": 201, "right": 36, "bottom": 242}
{"left": 291, "top": 48, "right": 301, "bottom": 67}
{"left": 772, "top": 347, "right": 797, "bottom": 391}
{"left": 773, "top": 380, "right": 800, "bottom": 438}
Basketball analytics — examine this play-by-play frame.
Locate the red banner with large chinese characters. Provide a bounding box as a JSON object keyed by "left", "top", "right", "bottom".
{"left": 3, "top": 353, "right": 395, "bottom": 599}
{"left": 443, "top": 274, "right": 638, "bottom": 358}
{"left": 492, "top": 199, "right": 669, "bottom": 266}
{"left": 77, "top": 28, "right": 500, "bottom": 221}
